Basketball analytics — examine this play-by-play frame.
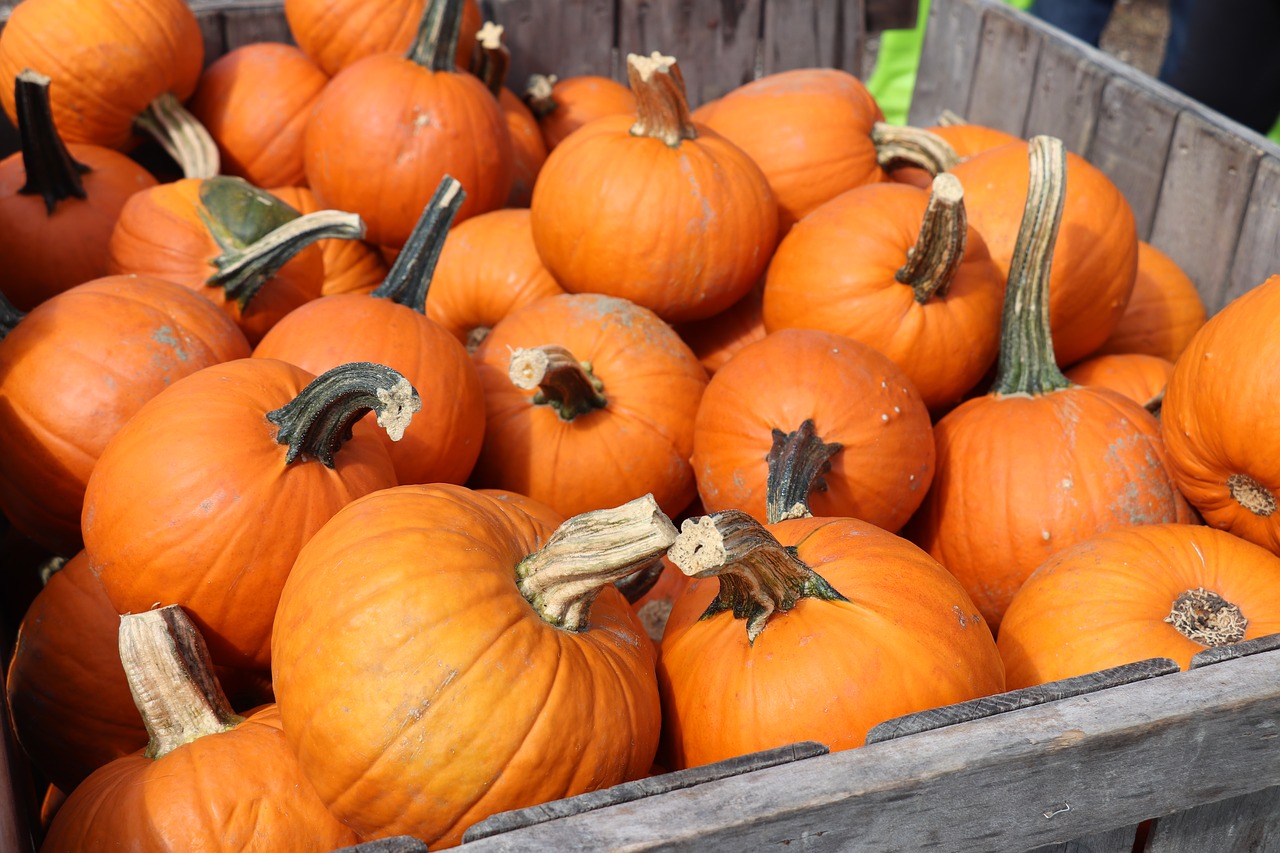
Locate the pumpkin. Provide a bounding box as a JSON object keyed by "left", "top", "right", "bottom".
{"left": 0, "top": 0, "right": 216, "bottom": 178}
{"left": 82, "top": 359, "right": 418, "bottom": 669}
{"left": 472, "top": 22, "right": 547, "bottom": 208}
{"left": 882, "top": 119, "right": 1020, "bottom": 189}
{"left": 691, "top": 327, "right": 935, "bottom": 532}
{"left": 1063, "top": 352, "right": 1174, "bottom": 410}
{"left": 529, "top": 52, "right": 777, "bottom": 324}
{"left": 272, "top": 487, "right": 671, "bottom": 847}
{"left": 0, "top": 275, "right": 250, "bottom": 557}
{"left": 0, "top": 70, "right": 157, "bottom": 312}
{"left": 523, "top": 72, "right": 637, "bottom": 151}
{"left": 998, "top": 524, "right": 1280, "bottom": 687}
{"left": 905, "top": 137, "right": 1192, "bottom": 630}
{"left": 303, "top": 0, "right": 512, "bottom": 248}
{"left": 658, "top": 509, "right": 1005, "bottom": 768}
{"left": 268, "top": 184, "right": 390, "bottom": 297}
{"left": 471, "top": 291, "right": 708, "bottom": 519}
{"left": 426, "top": 207, "right": 565, "bottom": 350}
{"left": 762, "top": 173, "right": 1006, "bottom": 411}
{"left": 187, "top": 42, "right": 328, "bottom": 189}
{"left": 254, "top": 177, "right": 487, "bottom": 487}
{"left": 1161, "top": 274, "right": 1280, "bottom": 554}
{"left": 106, "top": 175, "right": 364, "bottom": 345}
{"left": 41, "top": 606, "right": 359, "bottom": 852}
{"left": 672, "top": 280, "right": 767, "bottom": 378}
{"left": 1094, "top": 240, "right": 1208, "bottom": 363}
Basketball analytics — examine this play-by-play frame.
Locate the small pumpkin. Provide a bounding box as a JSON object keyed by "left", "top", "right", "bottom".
{"left": 523, "top": 72, "right": 636, "bottom": 151}
{"left": 1094, "top": 240, "right": 1207, "bottom": 363}
{"left": 472, "top": 22, "right": 547, "bottom": 208}
{"left": 268, "top": 184, "right": 390, "bottom": 297}
{"left": 1063, "top": 352, "right": 1174, "bottom": 410}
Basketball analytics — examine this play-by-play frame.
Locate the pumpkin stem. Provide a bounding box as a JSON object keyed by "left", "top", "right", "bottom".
{"left": 406, "top": 0, "right": 464, "bottom": 71}
{"left": 627, "top": 52, "right": 697, "bottom": 147}
{"left": 668, "top": 510, "right": 848, "bottom": 644}
{"left": 474, "top": 22, "right": 510, "bottom": 97}
{"left": 134, "top": 92, "right": 220, "bottom": 179}
{"left": 989, "top": 135, "right": 1073, "bottom": 397}
{"left": 871, "top": 122, "right": 961, "bottom": 177}
{"left": 613, "top": 557, "right": 667, "bottom": 604}
{"left": 118, "top": 605, "right": 243, "bottom": 760}
{"left": 372, "top": 176, "right": 466, "bottom": 313}
{"left": 524, "top": 73, "right": 558, "bottom": 119}
{"left": 14, "top": 69, "right": 89, "bottom": 214}
{"left": 517, "top": 494, "right": 678, "bottom": 631}
{"left": 1164, "top": 587, "right": 1248, "bottom": 647}
{"left": 266, "top": 362, "right": 422, "bottom": 467}
{"left": 764, "top": 419, "right": 843, "bottom": 524}
{"left": 509, "top": 344, "right": 608, "bottom": 420}
{"left": 936, "top": 109, "right": 968, "bottom": 126}
{"left": 896, "top": 173, "right": 969, "bottom": 303}
{"left": 0, "top": 289, "right": 24, "bottom": 339}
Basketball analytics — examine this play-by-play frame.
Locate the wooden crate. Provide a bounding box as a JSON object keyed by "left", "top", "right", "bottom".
{"left": 1, "top": 1, "right": 1279, "bottom": 851}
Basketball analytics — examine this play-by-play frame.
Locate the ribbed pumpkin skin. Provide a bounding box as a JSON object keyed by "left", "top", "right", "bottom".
{"left": 659, "top": 515, "right": 1005, "bottom": 769}
{"left": 691, "top": 68, "right": 886, "bottom": 234}
{"left": 471, "top": 293, "right": 708, "bottom": 519}
{"left": 0, "top": 0, "right": 203, "bottom": 150}
{"left": 0, "top": 146, "right": 157, "bottom": 311}
{"left": 269, "top": 185, "right": 389, "bottom": 297}
{"left": 949, "top": 143, "right": 1139, "bottom": 367}
{"left": 40, "top": 704, "right": 360, "bottom": 853}
{"left": 1063, "top": 352, "right": 1174, "bottom": 408}
{"left": 534, "top": 74, "right": 636, "bottom": 151}
{"left": 761, "top": 181, "right": 1005, "bottom": 410}
{"left": 82, "top": 358, "right": 398, "bottom": 670}
{"left": 188, "top": 42, "right": 329, "bottom": 188}
{"left": 0, "top": 275, "right": 250, "bottom": 557}
{"left": 998, "top": 524, "right": 1280, "bottom": 688}
{"left": 1162, "top": 275, "right": 1280, "bottom": 553}
{"left": 1095, "top": 241, "right": 1207, "bottom": 363}
{"left": 529, "top": 116, "right": 778, "bottom": 324}
{"left": 906, "top": 386, "right": 1194, "bottom": 630}
{"left": 691, "top": 328, "right": 935, "bottom": 533}
{"left": 673, "top": 280, "right": 767, "bottom": 378}
{"left": 271, "top": 484, "right": 661, "bottom": 847}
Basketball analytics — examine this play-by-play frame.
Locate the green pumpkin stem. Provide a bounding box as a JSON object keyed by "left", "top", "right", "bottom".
{"left": 134, "top": 92, "right": 219, "bottom": 179}
{"left": 668, "top": 510, "right": 848, "bottom": 644}
{"left": 989, "top": 135, "right": 1073, "bottom": 397}
{"left": 474, "top": 22, "right": 510, "bottom": 97}
{"left": 372, "top": 176, "right": 466, "bottom": 313}
{"left": 764, "top": 419, "right": 843, "bottom": 525}
{"left": 0, "top": 290, "right": 24, "bottom": 339}
{"left": 508, "top": 344, "right": 607, "bottom": 420}
{"left": 266, "top": 362, "right": 421, "bottom": 467}
{"left": 14, "top": 69, "right": 89, "bottom": 214}
{"left": 517, "top": 494, "right": 678, "bottom": 631}
{"left": 627, "top": 52, "right": 697, "bottom": 147}
{"left": 407, "top": 0, "right": 464, "bottom": 71}
{"left": 896, "top": 173, "right": 969, "bottom": 303}
{"left": 871, "top": 122, "right": 961, "bottom": 177}
{"left": 118, "top": 605, "right": 244, "bottom": 760}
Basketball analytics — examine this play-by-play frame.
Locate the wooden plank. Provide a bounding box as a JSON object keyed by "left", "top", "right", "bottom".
{"left": 1021, "top": 33, "right": 1108, "bottom": 157}
{"left": 617, "top": 0, "right": 763, "bottom": 108}
{"left": 907, "top": 0, "right": 983, "bottom": 126}
{"left": 1147, "top": 110, "right": 1262, "bottom": 314}
{"left": 1191, "top": 631, "right": 1280, "bottom": 668}
{"left": 962, "top": 4, "right": 1040, "bottom": 136}
{"left": 1025, "top": 825, "right": 1138, "bottom": 853}
{"left": 460, "top": 650, "right": 1280, "bottom": 852}
{"left": 221, "top": 5, "right": 295, "bottom": 50}
{"left": 761, "top": 0, "right": 864, "bottom": 84}
{"left": 488, "top": 0, "right": 619, "bottom": 87}
{"left": 1144, "top": 786, "right": 1280, "bottom": 853}
{"left": 864, "top": 0, "right": 917, "bottom": 34}
{"left": 1222, "top": 155, "right": 1280, "bottom": 314}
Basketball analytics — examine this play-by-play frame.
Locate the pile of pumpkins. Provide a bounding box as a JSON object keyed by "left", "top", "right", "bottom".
{"left": 2, "top": 0, "right": 1279, "bottom": 848}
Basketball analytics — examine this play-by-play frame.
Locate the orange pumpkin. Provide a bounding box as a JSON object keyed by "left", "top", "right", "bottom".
{"left": 672, "top": 279, "right": 767, "bottom": 378}
{"left": 885, "top": 120, "right": 1021, "bottom": 189}
{"left": 1063, "top": 352, "right": 1174, "bottom": 409}
{"left": 523, "top": 72, "right": 637, "bottom": 151}
{"left": 1094, "top": 240, "right": 1208, "bottom": 362}
{"left": 998, "top": 524, "right": 1280, "bottom": 687}
{"left": 268, "top": 184, "right": 390, "bottom": 297}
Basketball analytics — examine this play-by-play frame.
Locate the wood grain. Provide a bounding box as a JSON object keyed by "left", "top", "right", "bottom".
{"left": 1026, "top": 825, "right": 1139, "bottom": 853}
{"left": 907, "top": 0, "right": 984, "bottom": 125}
{"left": 963, "top": 4, "right": 1040, "bottom": 135}
{"left": 1190, "top": 631, "right": 1280, "bottom": 668}
{"left": 1144, "top": 786, "right": 1280, "bottom": 853}
{"left": 1021, "top": 35, "right": 1109, "bottom": 156}
{"left": 1223, "top": 155, "right": 1280, "bottom": 310}
{"left": 762, "top": 0, "right": 865, "bottom": 82}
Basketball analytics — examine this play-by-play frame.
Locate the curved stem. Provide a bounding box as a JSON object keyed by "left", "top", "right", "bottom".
{"left": 627, "top": 52, "right": 697, "bottom": 147}
{"left": 613, "top": 556, "right": 667, "bottom": 604}
{"left": 118, "top": 606, "right": 243, "bottom": 760}
{"left": 406, "top": 0, "right": 464, "bottom": 71}
{"left": 0, "top": 290, "right": 24, "bottom": 340}
{"left": 134, "top": 92, "right": 219, "bottom": 179}
{"left": 265, "top": 362, "right": 421, "bottom": 467}
{"left": 373, "top": 176, "right": 465, "bottom": 313}
{"left": 667, "top": 510, "right": 848, "bottom": 644}
{"left": 989, "top": 135, "right": 1073, "bottom": 397}
{"left": 509, "top": 344, "right": 607, "bottom": 420}
{"left": 765, "top": 419, "right": 843, "bottom": 525}
{"left": 872, "top": 122, "right": 961, "bottom": 176}
{"left": 937, "top": 109, "right": 968, "bottom": 127}
{"left": 517, "top": 494, "right": 678, "bottom": 631}
{"left": 15, "top": 69, "right": 88, "bottom": 214}
{"left": 896, "top": 173, "right": 968, "bottom": 303}
{"left": 474, "top": 21, "right": 510, "bottom": 96}
{"left": 524, "top": 73, "right": 558, "bottom": 119}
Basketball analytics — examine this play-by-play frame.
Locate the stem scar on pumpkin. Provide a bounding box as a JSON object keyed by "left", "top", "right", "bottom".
{"left": 1164, "top": 587, "right": 1247, "bottom": 647}
{"left": 1227, "top": 473, "right": 1277, "bottom": 517}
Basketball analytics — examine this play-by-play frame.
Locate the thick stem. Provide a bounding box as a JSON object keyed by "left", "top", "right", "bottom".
{"left": 872, "top": 122, "right": 961, "bottom": 176}
{"left": 896, "top": 173, "right": 968, "bottom": 303}
{"left": 134, "top": 92, "right": 219, "bottom": 179}
{"left": 509, "top": 345, "right": 607, "bottom": 420}
{"left": 118, "top": 606, "right": 243, "bottom": 760}
{"left": 265, "top": 362, "right": 421, "bottom": 467}
{"left": 517, "top": 494, "right": 678, "bottom": 631}
{"left": 474, "top": 22, "right": 510, "bottom": 97}
{"left": 613, "top": 556, "right": 667, "bottom": 604}
{"left": 406, "top": 0, "right": 464, "bottom": 71}
{"left": 524, "top": 73, "right": 558, "bottom": 119}
{"left": 668, "top": 510, "right": 848, "bottom": 644}
{"left": 0, "top": 290, "right": 24, "bottom": 340}
{"left": 208, "top": 210, "right": 365, "bottom": 309}
{"left": 372, "top": 176, "right": 465, "bottom": 313}
{"left": 989, "top": 135, "right": 1073, "bottom": 397}
{"left": 1164, "top": 587, "right": 1248, "bottom": 647}
{"left": 14, "top": 69, "right": 88, "bottom": 214}
{"left": 765, "top": 419, "right": 843, "bottom": 525}
{"left": 627, "top": 52, "right": 697, "bottom": 147}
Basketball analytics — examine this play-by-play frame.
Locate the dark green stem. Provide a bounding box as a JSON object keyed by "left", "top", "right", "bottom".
{"left": 764, "top": 419, "right": 843, "bottom": 525}
{"left": 989, "top": 135, "right": 1073, "bottom": 396}
{"left": 508, "top": 345, "right": 607, "bottom": 421}
{"left": 265, "top": 362, "right": 421, "bottom": 467}
{"left": 14, "top": 69, "right": 88, "bottom": 214}
{"left": 372, "top": 176, "right": 466, "bottom": 313}
{"left": 406, "top": 0, "right": 464, "bottom": 71}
